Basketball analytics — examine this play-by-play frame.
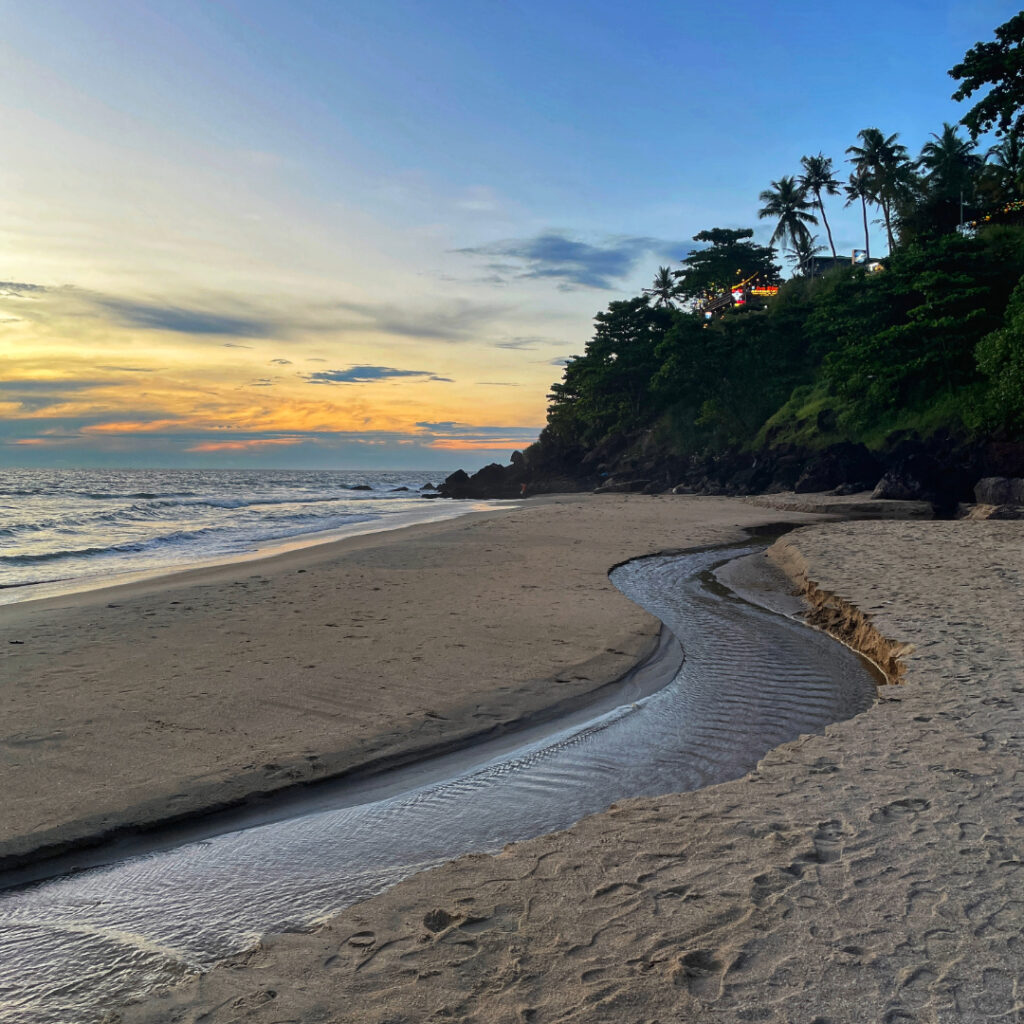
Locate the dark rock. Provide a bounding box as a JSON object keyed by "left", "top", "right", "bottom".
{"left": 872, "top": 451, "right": 976, "bottom": 510}
{"left": 872, "top": 456, "right": 938, "bottom": 501}
{"left": 794, "top": 443, "right": 881, "bottom": 494}
{"left": 524, "top": 476, "right": 590, "bottom": 496}
{"left": 767, "top": 454, "right": 804, "bottom": 492}
{"left": 974, "top": 477, "right": 1024, "bottom": 505}
{"left": 979, "top": 441, "right": 1024, "bottom": 478}
{"left": 986, "top": 505, "right": 1024, "bottom": 519}
{"left": 594, "top": 478, "right": 649, "bottom": 494}
{"left": 438, "top": 462, "right": 525, "bottom": 499}
{"left": 349, "top": 484, "right": 373, "bottom": 491}
{"left": 389, "top": 486, "right": 410, "bottom": 492}
{"left": 420, "top": 483, "right": 437, "bottom": 490}
{"left": 439, "top": 469, "right": 471, "bottom": 497}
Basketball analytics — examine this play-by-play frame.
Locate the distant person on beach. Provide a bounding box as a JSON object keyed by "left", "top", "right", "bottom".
{"left": 520, "top": 482, "right": 528, "bottom": 497}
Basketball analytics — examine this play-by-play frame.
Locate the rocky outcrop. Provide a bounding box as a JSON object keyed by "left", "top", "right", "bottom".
{"left": 438, "top": 452, "right": 591, "bottom": 499}
{"left": 793, "top": 443, "right": 880, "bottom": 494}
{"left": 438, "top": 433, "right": 1024, "bottom": 513}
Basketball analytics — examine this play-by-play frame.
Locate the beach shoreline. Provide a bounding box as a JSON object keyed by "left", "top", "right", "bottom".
{"left": 0, "top": 494, "right": 823, "bottom": 879}
{"left": 0, "top": 497, "right": 507, "bottom": 610}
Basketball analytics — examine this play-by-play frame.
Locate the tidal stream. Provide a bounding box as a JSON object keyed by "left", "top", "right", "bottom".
{"left": 0, "top": 545, "right": 878, "bottom": 1023}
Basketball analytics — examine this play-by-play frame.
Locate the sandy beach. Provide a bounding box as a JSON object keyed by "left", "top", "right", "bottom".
{"left": 113, "top": 509, "right": 1024, "bottom": 1024}
{"left": 4, "top": 494, "right": 1021, "bottom": 1022}
{"left": 0, "top": 494, "right": 814, "bottom": 874}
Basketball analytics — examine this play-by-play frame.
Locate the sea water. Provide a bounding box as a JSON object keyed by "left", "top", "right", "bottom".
{"left": 0, "top": 468, "right": 476, "bottom": 600}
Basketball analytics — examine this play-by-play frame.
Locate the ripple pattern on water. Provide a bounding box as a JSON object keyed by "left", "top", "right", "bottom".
{"left": 0, "top": 547, "right": 876, "bottom": 1023}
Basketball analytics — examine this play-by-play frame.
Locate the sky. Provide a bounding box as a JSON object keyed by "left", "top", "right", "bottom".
{"left": 1, "top": 0, "right": 1019, "bottom": 471}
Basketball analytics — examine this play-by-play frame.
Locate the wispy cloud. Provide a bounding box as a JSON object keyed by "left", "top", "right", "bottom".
{"left": 3, "top": 279, "right": 507, "bottom": 347}
{"left": 187, "top": 437, "right": 307, "bottom": 453}
{"left": 83, "top": 418, "right": 192, "bottom": 434}
{"left": 0, "top": 281, "right": 48, "bottom": 297}
{"left": 494, "top": 335, "right": 549, "bottom": 351}
{"left": 414, "top": 420, "right": 541, "bottom": 451}
{"left": 0, "top": 378, "right": 111, "bottom": 392}
{"left": 0, "top": 378, "right": 112, "bottom": 412}
{"left": 2, "top": 414, "right": 543, "bottom": 463}
{"left": 325, "top": 298, "right": 506, "bottom": 342}
{"left": 456, "top": 232, "right": 690, "bottom": 289}
{"left": 305, "top": 365, "right": 454, "bottom": 385}
{"left": 270, "top": 358, "right": 292, "bottom": 365}
{"left": 95, "top": 298, "right": 277, "bottom": 337}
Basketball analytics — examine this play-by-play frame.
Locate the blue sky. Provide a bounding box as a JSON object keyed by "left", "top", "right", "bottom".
{"left": 1, "top": 0, "right": 1019, "bottom": 470}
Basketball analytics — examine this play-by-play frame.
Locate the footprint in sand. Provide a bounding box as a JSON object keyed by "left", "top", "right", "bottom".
{"left": 423, "top": 908, "right": 459, "bottom": 933}
{"left": 870, "top": 798, "right": 931, "bottom": 825}
{"left": 672, "top": 948, "right": 725, "bottom": 1001}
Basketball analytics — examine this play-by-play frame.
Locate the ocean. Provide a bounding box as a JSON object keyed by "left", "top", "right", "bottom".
{"left": 0, "top": 468, "right": 478, "bottom": 602}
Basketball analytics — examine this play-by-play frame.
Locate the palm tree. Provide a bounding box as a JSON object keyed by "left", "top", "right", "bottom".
{"left": 799, "top": 153, "right": 841, "bottom": 258}
{"left": 918, "top": 123, "right": 982, "bottom": 214}
{"left": 757, "top": 176, "right": 818, "bottom": 254}
{"left": 847, "top": 128, "right": 914, "bottom": 252}
{"left": 643, "top": 266, "right": 680, "bottom": 308}
{"left": 983, "top": 129, "right": 1024, "bottom": 202}
{"left": 844, "top": 169, "right": 873, "bottom": 262}
{"left": 786, "top": 234, "right": 827, "bottom": 277}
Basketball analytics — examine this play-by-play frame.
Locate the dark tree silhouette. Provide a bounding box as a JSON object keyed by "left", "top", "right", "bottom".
{"left": 799, "top": 153, "right": 841, "bottom": 258}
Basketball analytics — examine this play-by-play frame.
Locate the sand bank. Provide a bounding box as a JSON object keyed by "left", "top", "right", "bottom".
{"left": 125, "top": 517, "right": 1024, "bottom": 1024}
{"left": 0, "top": 495, "right": 815, "bottom": 873}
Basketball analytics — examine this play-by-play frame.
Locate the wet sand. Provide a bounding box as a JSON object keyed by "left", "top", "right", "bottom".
{"left": 123, "top": 516, "right": 1024, "bottom": 1024}
{"left": 0, "top": 494, "right": 814, "bottom": 872}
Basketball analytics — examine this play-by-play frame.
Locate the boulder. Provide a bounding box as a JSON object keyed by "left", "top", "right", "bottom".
{"left": 438, "top": 462, "right": 524, "bottom": 499}
{"left": 872, "top": 455, "right": 940, "bottom": 501}
{"left": 974, "top": 477, "right": 1024, "bottom": 505}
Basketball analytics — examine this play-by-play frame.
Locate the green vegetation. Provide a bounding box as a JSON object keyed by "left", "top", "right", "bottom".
{"left": 535, "top": 12, "right": 1024, "bottom": 474}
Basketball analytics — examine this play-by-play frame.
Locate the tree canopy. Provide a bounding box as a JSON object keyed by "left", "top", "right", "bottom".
{"left": 950, "top": 11, "right": 1024, "bottom": 139}
{"left": 671, "top": 228, "right": 780, "bottom": 307}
